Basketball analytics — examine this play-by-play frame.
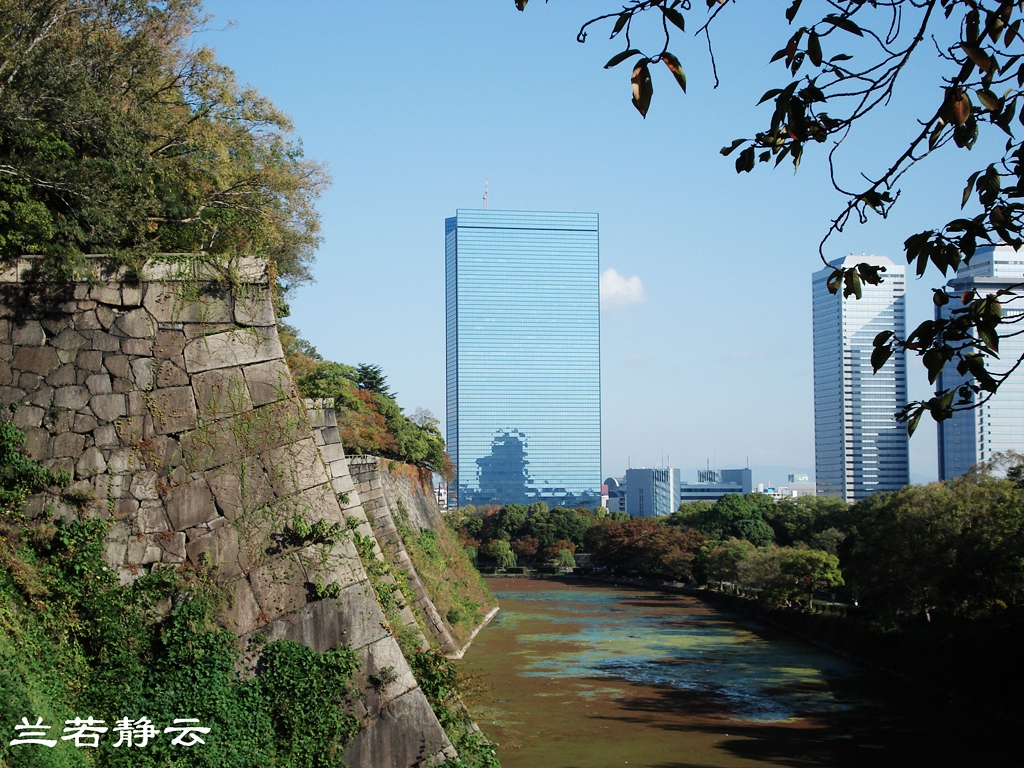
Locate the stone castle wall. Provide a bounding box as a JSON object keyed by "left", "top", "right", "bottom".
{"left": 348, "top": 455, "right": 460, "bottom": 655}
{"left": 0, "top": 257, "right": 453, "bottom": 767}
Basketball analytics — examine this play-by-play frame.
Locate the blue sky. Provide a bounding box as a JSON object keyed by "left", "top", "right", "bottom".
{"left": 197, "top": 1, "right": 996, "bottom": 485}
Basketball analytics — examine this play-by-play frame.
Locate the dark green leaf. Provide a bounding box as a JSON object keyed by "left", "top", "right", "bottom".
{"left": 823, "top": 15, "right": 863, "bottom": 36}
{"left": 720, "top": 139, "right": 745, "bottom": 156}
{"left": 807, "top": 32, "right": 822, "bottom": 67}
{"left": 515, "top": 0, "right": 528, "bottom": 11}
{"left": 962, "top": 43, "right": 993, "bottom": 72}
{"left": 907, "top": 407, "right": 924, "bottom": 437}
{"left": 962, "top": 170, "right": 982, "bottom": 208}
{"left": 871, "top": 344, "right": 893, "bottom": 372}
{"left": 735, "top": 146, "right": 755, "bottom": 173}
{"left": 611, "top": 13, "right": 629, "bottom": 38}
{"left": 663, "top": 7, "right": 686, "bottom": 32}
{"left": 873, "top": 330, "right": 894, "bottom": 346}
{"left": 843, "top": 269, "right": 862, "bottom": 299}
{"left": 976, "top": 88, "right": 1000, "bottom": 111}
{"left": 605, "top": 49, "right": 642, "bottom": 69}
{"left": 785, "top": 0, "right": 803, "bottom": 23}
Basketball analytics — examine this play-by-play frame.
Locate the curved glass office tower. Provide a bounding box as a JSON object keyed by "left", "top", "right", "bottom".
{"left": 937, "top": 245, "right": 1024, "bottom": 479}
{"left": 445, "top": 209, "right": 601, "bottom": 508}
{"left": 812, "top": 254, "right": 909, "bottom": 501}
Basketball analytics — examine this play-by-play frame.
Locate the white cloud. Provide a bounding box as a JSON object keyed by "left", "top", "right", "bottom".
{"left": 600, "top": 268, "right": 646, "bottom": 312}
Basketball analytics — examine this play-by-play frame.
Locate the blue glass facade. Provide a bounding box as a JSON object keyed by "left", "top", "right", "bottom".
{"left": 812, "top": 255, "right": 909, "bottom": 501}
{"left": 445, "top": 209, "right": 601, "bottom": 508}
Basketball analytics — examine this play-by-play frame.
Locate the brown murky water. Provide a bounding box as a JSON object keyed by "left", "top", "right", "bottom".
{"left": 459, "top": 579, "right": 1015, "bottom": 768}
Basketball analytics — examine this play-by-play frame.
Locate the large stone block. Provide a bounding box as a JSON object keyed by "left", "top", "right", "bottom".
{"left": 186, "top": 523, "right": 241, "bottom": 579}
{"left": 103, "top": 354, "right": 130, "bottom": 380}
{"left": 205, "top": 457, "right": 276, "bottom": 521}
{"left": 107, "top": 447, "right": 144, "bottom": 475}
{"left": 142, "top": 282, "right": 232, "bottom": 323}
{"left": 343, "top": 687, "right": 453, "bottom": 768}
{"left": 165, "top": 478, "right": 219, "bottom": 531}
{"left": 23, "top": 427, "right": 49, "bottom": 460}
{"left": 122, "top": 284, "right": 143, "bottom": 307}
{"left": 255, "top": 582, "right": 390, "bottom": 653}
{"left": 95, "top": 305, "right": 115, "bottom": 330}
{"left": 114, "top": 307, "right": 155, "bottom": 338}
{"left": 130, "top": 358, "right": 154, "bottom": 390}
{"left": 178, "top": 418, "right": 243, "bottom": 472}
{"left": 76, "top": 349, "right": 103, "bottom": 371}
{"left": 147, "top": 386, "right": 198, "bottom": 435}
{"left": 90, "top": 283, "right": 122, "bottom": 305}
{"left": 84, "top": 373, "right": 112, "bottom": 395}
{"left": 155, "top": 360, "right": 189, "bottom": 387}
{"left": 192, "top": 366, "right": 253, "bottom": 420}
{"left": 221, "top": 577, "right": 263, "bottom": 635}
{"left": 233, "top": 287, "right": 275, "bottom": 327}
{"left": 52, "top": 432, "right": 85, "bottom": 458}
{"left": 182, "top": 327, "right": 283, "bottom": 374}
{"left": 161, "top": 531, "right": 186, "bottom": 562}
{"left": 249, "top": 555, "right": 308, "bottom": 620}
{"left": 262, "top": 438, "right": 328, "bottom": 497}
{"left": 89, "top": 393, "right": 127, "bottom": 422}
{"left": 242, "top": 359, "right": 292, "bottom": 406}
{"left": 12, "top": 320, "right": 45, "bottom": 346}
{"left": 76, "top": 447, "right": 107, "bottom": 478}
{"left": 52, "top": 328, "right": 88, "bottom": 351}
{"left": 153, "top": 329, "right": 185, "bottom": 360}
{"left": 12, "top": 404, "right": 44, "bottom": 430}
{"left": 88, "top": 331, "right": 120, "bottom": 352}
{"left": 13, "top": 346, "right": 59, "bottom": 375}
{"left": 45, "top": 364, "right": 76, "bottom": 387}
{"left": 129, "top": 471, "right": 159, "bottom": 501}
{"left": 179, "top": 399, "right": 307, "bottom": 472}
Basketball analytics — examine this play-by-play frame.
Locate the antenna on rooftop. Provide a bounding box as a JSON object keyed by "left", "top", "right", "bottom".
{"left": 483, "top": 178, "right": 489, "bottom": 210}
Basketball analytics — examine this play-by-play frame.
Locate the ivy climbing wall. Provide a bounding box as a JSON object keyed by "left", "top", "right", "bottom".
{"left": 0, "top": 257, "right": 454, "bottom": 768}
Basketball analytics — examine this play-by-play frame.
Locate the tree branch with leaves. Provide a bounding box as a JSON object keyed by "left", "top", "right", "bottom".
{"left": 518, "top": 0, "right": 1024, "bottom": 433}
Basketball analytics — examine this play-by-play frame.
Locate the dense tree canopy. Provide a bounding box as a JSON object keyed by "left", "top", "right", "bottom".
{"left": 0, "top": 0, "right": 326, "bottom": 286}
{"left": 520, "top": 0, "right": 1024, "bottom": 432}
{"left": 297, "top": 360, "right": 450, "bottom": 478}
{"left": 842, "top": 471, "right": 1024, "bottom": 620}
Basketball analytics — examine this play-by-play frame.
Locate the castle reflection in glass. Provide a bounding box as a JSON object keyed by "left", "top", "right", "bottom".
{"left": 445, "top": 210, "right": 601, "bottom": 508}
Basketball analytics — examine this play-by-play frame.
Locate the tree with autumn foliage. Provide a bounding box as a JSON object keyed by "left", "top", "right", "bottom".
{"left": 297, "top": 359, "right": 451, "bottom": 478}
{"left": 596, "top": 518, "right": 705, "bottom": 582}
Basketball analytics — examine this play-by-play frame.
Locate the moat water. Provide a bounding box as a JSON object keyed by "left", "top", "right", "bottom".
{"left": 460, "top": 579, "right": 1013, "bottom": 768}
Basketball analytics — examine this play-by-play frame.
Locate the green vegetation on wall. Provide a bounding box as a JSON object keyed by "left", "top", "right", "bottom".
{"left": 0, "top": 412, "right": 361, "bottom": 768}
{"left": 391, "top": 497, "right": 492, "bottom": 645}
{"left": 408, "top": 652, "right": 499, "bottom": 768}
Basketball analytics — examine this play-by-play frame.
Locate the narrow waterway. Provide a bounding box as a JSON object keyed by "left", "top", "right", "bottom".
{"left": 460, "top": 579, "right": 1013, "bottom": 768}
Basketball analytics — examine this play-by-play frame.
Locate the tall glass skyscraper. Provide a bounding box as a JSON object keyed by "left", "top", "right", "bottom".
{"left": 812, "top": 254, "right": 909, "bottom": 501}
{"left": 445, "top": 209, "right": 601, "bottom": 508}
{"left": 937, "top": 245, "right": 1024, "bottom": 479}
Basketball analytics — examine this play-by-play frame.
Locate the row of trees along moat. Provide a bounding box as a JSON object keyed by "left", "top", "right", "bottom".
{"left": 450, "top": 454, "right": 1024, "bottom": 715}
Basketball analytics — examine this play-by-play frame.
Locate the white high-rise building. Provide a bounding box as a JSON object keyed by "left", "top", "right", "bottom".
{"left": 812, "top": 254, "right": 909, "bottom": 501}
{"left": 937, "top": 245, "right": 1024, "bottom": 479}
